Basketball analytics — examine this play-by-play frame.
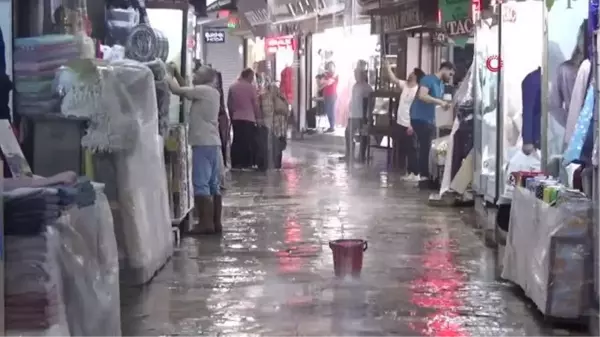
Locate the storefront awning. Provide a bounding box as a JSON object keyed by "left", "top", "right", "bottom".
{"left": 239, "top": 0, "right": 347, "bottom": 37}
{"left": 237, "top": 0, "right": 273, "bottom": 37}
{"left": 369, "top": 0, "right": 439, "bottom": 34}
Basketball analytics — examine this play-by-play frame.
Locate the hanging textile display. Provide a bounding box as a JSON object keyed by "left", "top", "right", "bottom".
{"left": 564, "top": 84, "right": 595, "bottom": 164}
{"left": 438, "top": 65, "right": 474, "bottom": 196}
{"left": 546, "top": 0, "right": 588, "bottom": 158}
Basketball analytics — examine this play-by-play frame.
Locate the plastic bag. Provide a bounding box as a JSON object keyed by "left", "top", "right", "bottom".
{"left": 502, "top": 149, "right": 541, "bottom": 200}
{"left": 100, "top": 44, "right": 126, "bottom": 61}
{"left": 503, "top": 187, "right": 592, "bottom": 318}
{"left": 61, "top": 184, "right": 121, "bottom": 336}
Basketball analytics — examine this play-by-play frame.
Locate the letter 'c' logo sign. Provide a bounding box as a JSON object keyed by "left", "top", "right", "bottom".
{"left": 486, "top": 55, "right": 502, "bottom": 72}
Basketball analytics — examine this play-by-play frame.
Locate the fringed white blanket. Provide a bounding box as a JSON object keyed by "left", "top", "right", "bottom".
{"left": 57, "top": 59, "right": 155, "bottom": 153}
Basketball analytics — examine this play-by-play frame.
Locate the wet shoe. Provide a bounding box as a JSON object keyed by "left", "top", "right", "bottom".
{"left": 213, "top": 195, "right": 223, "bottom": 233}
{"left": 189, "top": 196, "right": 215, "bottom": 235}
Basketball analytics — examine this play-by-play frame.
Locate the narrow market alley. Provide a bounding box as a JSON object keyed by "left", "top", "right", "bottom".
{"left": 120, "top": 144, "right": 577, "bottom": 336}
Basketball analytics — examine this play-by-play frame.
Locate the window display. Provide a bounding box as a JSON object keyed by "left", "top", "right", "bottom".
{"left": 499, "top": 0, "right": 544, "bottom": 202}
{"left": 546, "top": 0, "right": 588, "bottom": 162}
{"left": 473, "top": 16, "right": 499, "bottom": 201}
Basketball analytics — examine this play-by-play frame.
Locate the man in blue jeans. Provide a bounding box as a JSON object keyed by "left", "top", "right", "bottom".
{"left": 410, "top": 61, "right": 454, "bottom": 182}
{"left": 167, "top": 66, "right": 223, "bottom": 234}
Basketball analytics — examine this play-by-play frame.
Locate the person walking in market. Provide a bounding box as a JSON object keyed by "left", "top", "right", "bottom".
{"left": 384, "top": 60, "right": 425, "bottom": 180}
{"left": 410, "top": 62, "right": 454, "bottom": 183}
{"left": 228, "top": 68, "right": 260, "bottom": 169}
{"left": 340, "top": 65, "right": 372, "bottom": 163}
{"left": 319, "top": 61, "right": 338, "bottom": 133}
{"left": 256, "top": 79, "right": 291, "bottom": 170}
{"left": 167, "top": 66, "right": 223, "bottom": 235}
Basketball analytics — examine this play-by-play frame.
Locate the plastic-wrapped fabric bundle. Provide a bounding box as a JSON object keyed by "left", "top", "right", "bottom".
{"left": 502, "top": 186, "right": 592, "bottom": 319}
{"left": 84, "top": 60, "right": 172, "bottom": 285}
{"left": 439, "top": 67, "right": 474, "bottom": 195}
{"left": 60, "top": 183, "right": 121, "bottom": 336}
{"left": 429, "top": 136, "right": 449, "bottom": 180}
{"left": 4, "top": 182, "right": 121, "bottom": 336}
{"left": 125, "top": 24, "right": 169, "bottom": 62}
{"left": 56, "top": 59, "right": 140, "bottom": 152}
{"left": 106, "top": 7, "right": 141, "bottom": 46}
{"left": 144, "top": 59, "right": 170, "bottom": 136}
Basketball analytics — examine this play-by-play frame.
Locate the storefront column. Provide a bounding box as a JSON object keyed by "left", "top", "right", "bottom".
{"left": 540, "top": 2, "right": 549, "bottom": 171}
{"left": 293, "top": 34, "right": 306, "bottom": 137}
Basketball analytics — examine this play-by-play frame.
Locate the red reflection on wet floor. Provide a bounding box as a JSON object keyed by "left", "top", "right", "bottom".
{"left": 409, "top": 238, "right": 467, "bottom": 337}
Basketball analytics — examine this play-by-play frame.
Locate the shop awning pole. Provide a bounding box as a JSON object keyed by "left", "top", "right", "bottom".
{"left": 541, "top": 2, "right": 548, "bottom": 171}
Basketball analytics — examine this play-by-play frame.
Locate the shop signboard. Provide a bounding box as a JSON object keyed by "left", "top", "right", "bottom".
{"left": 204, "top": 30, "right": 225, "bottom": 43}
{"left": 265, "top": 35, "right": 296, "bottom": 54}
{"left": 370, "top": 0, "right": 422, "bottom": 34}
{"left": 439, "top": 0, "right": 472, "bottom": 47}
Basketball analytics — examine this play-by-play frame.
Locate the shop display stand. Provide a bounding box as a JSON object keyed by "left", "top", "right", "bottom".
{"left": 164, "top": 124, "right": 194, "bottom": 242}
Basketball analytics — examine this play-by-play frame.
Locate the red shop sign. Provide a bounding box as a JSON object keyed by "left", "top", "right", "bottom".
{"left": 265, "top": 35, "right": 296, "bottom": 54}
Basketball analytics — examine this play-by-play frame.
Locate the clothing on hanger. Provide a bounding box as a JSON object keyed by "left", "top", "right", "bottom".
{"left": 564, "top": 84, "right": 595, "bottom": 164}
{"left": 564, "top": 59, "right": 591, "bottom": 146}
{"left": 280, "top": 66, "right": 293, "bottom": 103}
{"left": 549, "top": 61, "right": 578, "bottom": 127}
{"left": 521, "top": 67, "right": 541, "bottom": 148}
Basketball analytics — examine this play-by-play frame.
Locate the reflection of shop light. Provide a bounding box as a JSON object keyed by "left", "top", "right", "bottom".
{"left": 410, "top": 238, "right": 466, "bottom": 337}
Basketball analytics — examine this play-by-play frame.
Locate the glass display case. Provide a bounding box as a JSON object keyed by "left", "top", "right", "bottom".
{"left": 473, "top": 14, "right": 499, "bottom": 203}
{"left": 498, "top": 0, "right": 544, "bottom": 204}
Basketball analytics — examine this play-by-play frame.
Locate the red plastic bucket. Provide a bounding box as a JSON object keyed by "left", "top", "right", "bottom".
{"left": 329, "top": 239, "right": 368, "bottom": 278}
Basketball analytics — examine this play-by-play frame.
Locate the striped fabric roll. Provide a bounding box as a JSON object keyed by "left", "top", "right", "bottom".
{"left": 125, "top": 24, "right": 169, "bottom": 62}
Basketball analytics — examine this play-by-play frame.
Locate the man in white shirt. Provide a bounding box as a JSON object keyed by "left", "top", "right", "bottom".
{"left": 384, "top": 61, "right": 425, "bottom": 181}
{"left": 342, "top": 67, "right": 373, "bottom": 162}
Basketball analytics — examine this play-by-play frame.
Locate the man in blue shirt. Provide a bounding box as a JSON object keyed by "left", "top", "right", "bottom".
{"left": 410, "top": 61, "right": 454, "bottom": 181}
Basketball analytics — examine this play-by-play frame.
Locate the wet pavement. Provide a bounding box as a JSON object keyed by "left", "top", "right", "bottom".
{"left": 120, "top": 144, "right": 584, "bottom": 336}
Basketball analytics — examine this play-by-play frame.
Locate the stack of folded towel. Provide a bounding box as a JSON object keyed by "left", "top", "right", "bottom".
{"left": 5, "top": 231, "right": 69, "bottom": 335}
{"left": 4, "top": 188, "right": 65, "bottom": 236}
{"left": 14, "top": 35, "right": 79, "bottom": 115}
{"left": 4, "top": 187, "right": 73, "bottom": 335}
